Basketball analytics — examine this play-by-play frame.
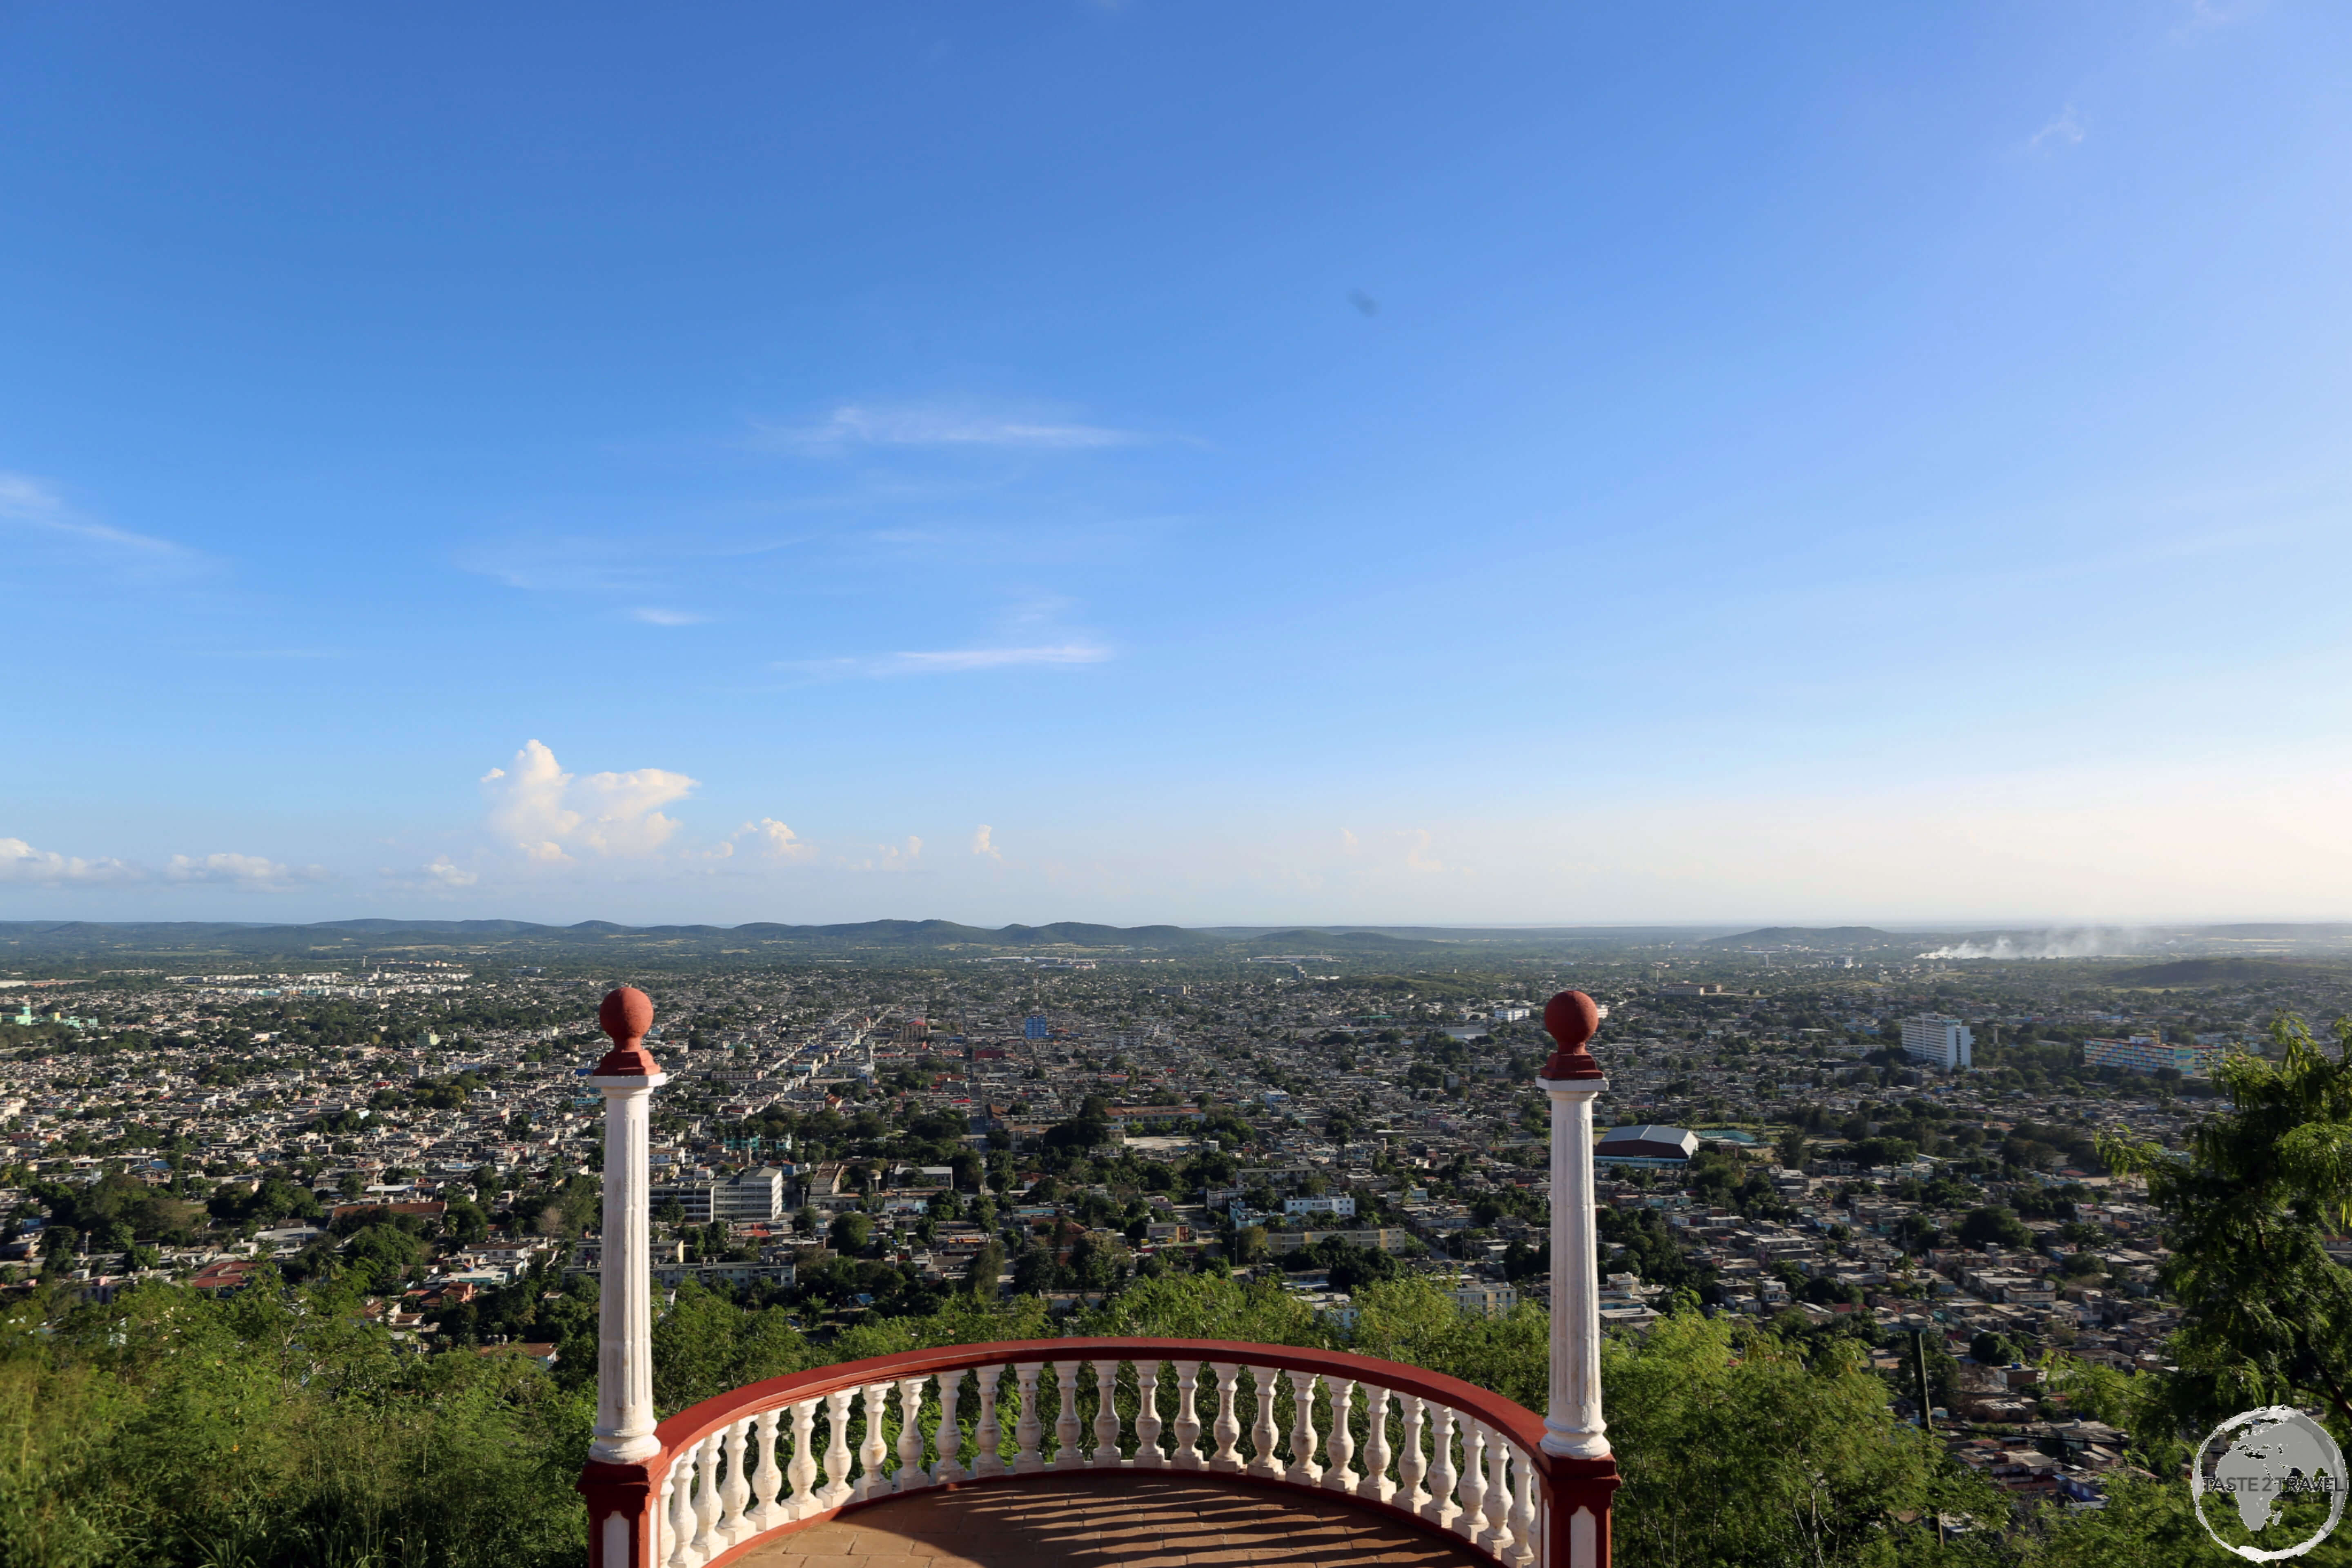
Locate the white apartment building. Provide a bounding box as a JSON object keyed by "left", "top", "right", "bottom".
{"left": 1900, "top": 1015, "right": 1974, "bottom": 1070}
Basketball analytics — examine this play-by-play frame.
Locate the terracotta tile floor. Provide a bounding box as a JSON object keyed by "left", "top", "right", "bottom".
{"left": 731, "top": 1473, "right": 1491, "bottom": 1568}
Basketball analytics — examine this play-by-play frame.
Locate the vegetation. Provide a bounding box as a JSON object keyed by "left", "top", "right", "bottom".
{"left": 0, "top": 1263, "right": 2218, "bottom": 1568}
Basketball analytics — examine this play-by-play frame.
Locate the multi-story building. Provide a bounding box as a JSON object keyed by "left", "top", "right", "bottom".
{"left": 646, "top": 1166, "right": 786, "bottom": 1224}
{"left": 1901, "top": 1015, "right": 1974, "bottom": 1070}
{"left": 2083, "top": 1035, "right": 2224, "bottom": 1079}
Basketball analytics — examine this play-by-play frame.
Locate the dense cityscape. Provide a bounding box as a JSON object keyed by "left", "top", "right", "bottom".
{"left": 7, "top": 919, "right": 2345, "bottom": 1530}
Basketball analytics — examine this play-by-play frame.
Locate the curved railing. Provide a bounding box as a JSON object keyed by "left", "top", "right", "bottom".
{"left": 642, "top": 1337, "right": 1558, "bottom": 1568}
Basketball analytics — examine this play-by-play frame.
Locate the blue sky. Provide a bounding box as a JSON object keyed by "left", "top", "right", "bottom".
{"left": 4, "top": 2, "right": 2349, "bottom": 927}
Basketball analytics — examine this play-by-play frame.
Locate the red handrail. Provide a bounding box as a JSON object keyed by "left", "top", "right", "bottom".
{"left": 651, "top": 1336, "right": 1553, "bottom": 1476}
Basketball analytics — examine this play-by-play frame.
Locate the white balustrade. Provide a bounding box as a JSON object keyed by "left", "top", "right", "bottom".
{"left": 640, "top": 1354, "right": 1549, "bottom": 1568}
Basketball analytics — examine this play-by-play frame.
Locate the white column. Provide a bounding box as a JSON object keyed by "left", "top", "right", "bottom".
{"left": 589, "top": 1067, "right": 667, "bottom": 1464}
{"left": 1539, "top": 1072, "right": 1610, "bottom": 1460}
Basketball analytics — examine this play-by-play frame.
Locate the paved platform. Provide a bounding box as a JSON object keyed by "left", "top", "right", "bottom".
{"left": 731, "top": 1473, "right": 1492, "bottom": 1568}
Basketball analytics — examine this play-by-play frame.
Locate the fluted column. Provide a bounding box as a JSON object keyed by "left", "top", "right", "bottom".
{"left": 1537, "top": 991, "right": 1620, "bottom": 1568}
{"left": 590, "top": 986, "right": 668, "bottom": 1466}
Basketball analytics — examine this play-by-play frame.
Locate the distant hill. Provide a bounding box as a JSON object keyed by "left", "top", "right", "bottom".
{"left": 1710, "top": 927, "right": 1911, "bottom": 947}
{"left": 2109, "top": 957, "right": 2338, "bottom": 987}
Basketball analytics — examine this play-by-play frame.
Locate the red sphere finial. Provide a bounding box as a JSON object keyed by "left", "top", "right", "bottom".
{"left": 1541, "top": 989, "right": 1604, "bottom": 1080}
{"left": 593, "top": 985, "right": 658, "bottom": 1076}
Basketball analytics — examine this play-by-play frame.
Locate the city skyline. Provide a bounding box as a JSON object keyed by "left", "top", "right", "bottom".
{"left": 6, "top": 4, "right": 2350, "bottom": 925}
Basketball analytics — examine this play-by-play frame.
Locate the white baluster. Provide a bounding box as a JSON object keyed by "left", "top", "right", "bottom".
{"left": 1322, "top": 1378, "right": 1356, "bottom": 1492}
{"left": 1286, "top": 1370, "right": 1321, "bottom": 1484}
{"left": 1052, "top": 1362, "right": 1085, "bottom": 1470}
{"left": 853, "top": 1383, "right": 891, "bottom": 1501}
{"left": 976, "top": 1365, "right": 1007, "bottom": 1477}
{"left": 717, "top": 1418, "right": 752, "bottom": 1545}
{"left": 933, "top": 1369, "right": 966, "bottom": 1483}
{"left": 1508, "top": 1445, "right": 1540, "bottom": 1568}
{"left": 819, "top": 1390, "right": 854, "bottom": 1508}
{"left": 1396, "top": 1394, "right": 1428, "bottom": 1513}
{"left": 653, "top": 1467, "right": 677, "bottom": 1568}
{"left": 894, "top": 1377, "right": 928, "bottom": 1491}
{"left": 1480, "top": 1426, "right": 1515, "bottom": 1557}
{"left": 666, "top": 1458, "right": 699, "bottom": 1568}
{"left": 1208, "top": 1363, "right": 1242, "bottom": 1472}
{"left": 1423, "top": 1405, "right": 1458, "bottom": 1530}
{"left": 690, "top": 1434, "right": 723, "bottom": 1562}
{"left": 1091, "top": 1361, "right": 1122, "bottom": 1466}
{"left": 1134, "top": 1361, "right": 1164, "bottom": 1467}
{"left": 1361, "top": 1385, "right": 1394, "bottom": 1503}
{"left": 1012, "top": 1363, "right": 1045, "bottom": 1474}
{"left": 1456, "top": 1420, "right": 1487, "bottom": 1541}
{"left": 1171, "top": 1361, "right": 1203, "bottom": 1469}
{"left": 1247, "top": 1366, "right": 1280, "bottom": 1478}
{"left": 749, "top": 1409, "right": 784, "bottom": 1532}
{"left": 786, "top": 1399, "right": 817, "bottom": 1520}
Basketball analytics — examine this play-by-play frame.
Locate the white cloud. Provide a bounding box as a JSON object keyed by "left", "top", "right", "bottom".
{"left": 972, "top": 825, "right": 1003, "bottom": 862}
{"left": 422, "top": 856, "right": 479, "bottom": 887}
{"left": 845, "top": 836, "right": 925, "bottom": 873}
{"left": 2029, "top": 105, "right": 2086, "bottom": 151}
{"left": 763, "top": 403, "right": 1144, "bottom": 452}
{"left": 1402, "top": 829, "right": 1445, "bottom": 873}
{"left": 791, "top": 644, "right": 1114, "bottom": 679}
{"left": 1341, "top": 828, "right": 1361, "bottom": 856}
{"left": 482, "top": 740, "right": 697, "bottom": 863}
{"left": 0, "top": 837, "right": 139, "bottom": 885}
{"left": 631, "top": 608, "right": 709, "bottom": 626}
{"left": 735, "top": 818, "right": 817, "bottom": 862}
{"left": 0, "top": 470, "right": 189, "bottom": 558}
{"left": 162, "top": 853, "right": 327, "bottom": 890}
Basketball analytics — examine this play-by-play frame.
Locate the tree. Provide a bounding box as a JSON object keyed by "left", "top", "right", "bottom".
{"left": 1956, "top": 1205, "right": 2029, "bottom": 1250}
{"left": 1969, "top": 1330, "right": 2018, "bottom": 1365}
{"left": 966, "top": 1240, "right": 1005, "bottom": 1299}
{"left": 2104, "top": 1013, "right": 2352, "bottom": 1432}
{"left": 829, "top": 1212, "right": 872, "bottom": 1256}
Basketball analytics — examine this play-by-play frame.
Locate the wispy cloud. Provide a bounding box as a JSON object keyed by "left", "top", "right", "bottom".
{"left": 0, "top": 837, "right": 140, "bottom": 886}
{"left": 0, "top": 471, "right": 192, "bottom": 559}
{"left": 758, "top": 403, "right": 1147, "bottom": 453}
{"left": 2028, "top": 105, "right": 2086, "bottom": 152}
{"left": 631, "top": 607, "right": 710, "bottom": 626}
{"left": 1, "top": 837, "right": 321, "bottom": 890}
{"left": 163, "top": 852, "right": 329, "bottom": 890}
{"left": 972, "top": 824, "right": 1004, "bottom": 862}
{"left": 782, "top": 643, "right": 1114, "bottom": 678}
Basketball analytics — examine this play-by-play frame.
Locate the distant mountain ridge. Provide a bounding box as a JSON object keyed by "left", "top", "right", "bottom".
{"left": 0, "top": 918, "right": 1603, "bottom": 963}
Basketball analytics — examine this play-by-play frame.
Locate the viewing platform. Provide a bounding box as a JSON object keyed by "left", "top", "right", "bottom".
{"left": 575, "top": 988, "right": 1622, "bottom": 1568}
